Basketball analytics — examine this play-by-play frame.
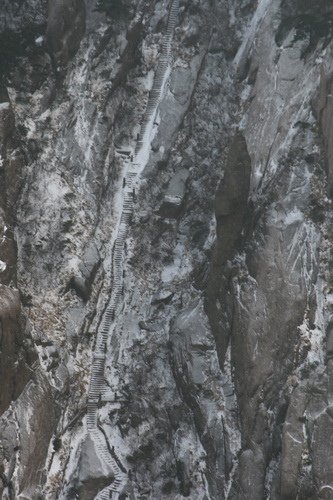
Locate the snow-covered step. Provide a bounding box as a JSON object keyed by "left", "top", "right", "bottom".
{"left": 90, "top": 376, "right": 104, "bottom": 384}
{"left": 89, "top": 382, "right": 103, "bottom": 389}
{"left": 87, "top": 0, "right": 179, "bottom": 496}
{"left": 90, "top": 364, "right": 104, "bottom": 374}
{"left": 88, "top": 387, "right": 103, "bottom": 394}
{"left": 93, "top": 352, "right": 105, "bottom": 360}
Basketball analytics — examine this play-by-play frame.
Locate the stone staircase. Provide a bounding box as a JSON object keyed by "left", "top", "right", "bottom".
{"left": 87, "top": 1, "right": 180, "bottom": 498}
{"left": 90, "top": 429, "right": 127, "bottom": 500}
{"left": 135, "top": 0, "right": 179, "bottom": 155}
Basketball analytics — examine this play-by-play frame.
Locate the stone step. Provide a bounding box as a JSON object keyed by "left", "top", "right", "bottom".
{"left": 91, "top": 363, "right": 104, "bottom": 372}
{"left": 93, "top": 353, "right": 105, "bottom": 360}
{"left": 88, "top": 392, "right": 102, "bottom": 399}
{"left": 89, "top": 386, "right": 103, "bottom": 393}
{"left": 90, "top": 369, "right": 104, "bottom": 376}
{"left": 90, "top": 372, "right": 104, "bottom": 380}
{"left": 90, "top": 384, "right": 104, "bottom": 392}
{"left": 89, "top": 381, "right": 103, "bottom": 388}
{"left": 97, "top": 493, "right": 109, "bottom": 500}
{"left": 90, "top": 379, "right": 104, "bottom": 387}
{"left": 90, "top": 377, "right": 104, "bottom": 384}
{"left": 115, "top": 242, "right": 125, "bottom": 249}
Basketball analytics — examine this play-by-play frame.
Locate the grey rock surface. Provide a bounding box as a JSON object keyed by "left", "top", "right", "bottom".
{"left": 0, "top": 0, "right": 333, "bottom": 498}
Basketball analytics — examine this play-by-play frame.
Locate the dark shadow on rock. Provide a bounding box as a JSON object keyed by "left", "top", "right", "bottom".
{"left": 205, "top": 131, "right": 251, "bottom": 368}
{"left": 46, "top": 0, "right": 86, "bottom": 72}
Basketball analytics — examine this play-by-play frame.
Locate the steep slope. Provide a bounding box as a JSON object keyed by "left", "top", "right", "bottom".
{"left": 0, "top": 0, "right": 333, "bottom": 498}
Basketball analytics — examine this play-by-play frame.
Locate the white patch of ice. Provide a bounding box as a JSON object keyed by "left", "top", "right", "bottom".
{"left": 35, "top": 36, "right": 44, "bottom": 46}
{"left": 24, "top": 118, "right": 37, "bottom": 139}
{"left": 0, "top": 102, "right": 10, "bottom": 112}
{"left": 284, "top": 207, "right": 304, "bottom": 226}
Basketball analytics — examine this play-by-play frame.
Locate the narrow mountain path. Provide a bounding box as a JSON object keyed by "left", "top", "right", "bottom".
{"left": 86, "top": 1, "right": 180, "bottom": 497}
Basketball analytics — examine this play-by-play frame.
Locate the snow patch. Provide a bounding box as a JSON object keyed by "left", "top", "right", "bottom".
{"left": 233, "top": 0, "right": 272, "bottom": 69}
{"left": 35, "top": 36, "right": 44, "bottom": 46}
{"left": 0, "top": 102, "right": 10, "bottom": 111}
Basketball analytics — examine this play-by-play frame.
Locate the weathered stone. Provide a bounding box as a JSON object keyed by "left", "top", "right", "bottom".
{"left": 205, "top": 131, "right": 251, "bottom": 366}
{"left": 317, "top": 70, "right": 333, "bottom": 197}
{"left": 0, "top": 99, "right": 15, "bottom": 147}
{"left": 159, "top": 168, "right": 189, "bottom": 218}
{"left": 3, "top": 371, "right": 56, "bottom": 498}
{"left": 280, "top": 386, "right": 307, "bottom": 498}
{"left": 70, "top": 242, "right": 101, "bottom": 301}
{"left": 327, "top": 359, "right": 333, "bottom": 404}
{"left": 2, "top": 0, "right": 333, "bottom": 497}
{"left": 75, "top": 435, "right": 114, "bottom": 500}
{"left": 238, "top": 447, "right": 265, "bottom": 500}
{"left": 170, "top": 301, "right": 230, "bottom": 498}
{"left": 46, "top": 0, "right": 86, "bottom": 68}
{"left": 312, "top": 411, "right": 333, "bottom": 494}
{"left": 326, "top": 319, "right": 333, "bottom": 355}
{"left": 0, "top": 286, "right": 22, "bottom": 414}
{"left": 151, "top": 289, "right": 174, "bottom": 304}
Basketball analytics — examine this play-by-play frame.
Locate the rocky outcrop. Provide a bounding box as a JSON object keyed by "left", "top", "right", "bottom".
{"left": 0, "top": 371, "right": 55, "bottom": 498}
{"left": 169, "top": 302, "right": 231, "bottom": 499}
{"left": 159, "top": 168, "right": 189, "bottom": 218}
{"left": 280, "top": 386, "right": 308, "bottom": 498}
{"left": 69, "top": 241, "right": 101, "bottom": 302}
{"left": 0, "top": 287, "right": 24, "bottom": 414}
{"left": 0, "top": 88, "right": 21, "bottom": 286}
{"left": 0, "top": 87, "right": 29, "bottom": 418}
{"left": 316, "top": 69, "right": 333, "bottom": 196}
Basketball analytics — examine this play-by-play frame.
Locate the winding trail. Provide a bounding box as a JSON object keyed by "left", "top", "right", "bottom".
{"left": 87, "top": 1, "right": 180, "bottom": 498}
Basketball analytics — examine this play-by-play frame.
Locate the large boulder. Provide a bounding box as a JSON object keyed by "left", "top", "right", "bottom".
{"left": 159, "top": 168, "right": 189, "bottom": 218}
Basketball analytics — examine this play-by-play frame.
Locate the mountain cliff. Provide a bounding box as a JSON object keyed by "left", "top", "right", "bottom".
{"left": 1, "top": 0, "right": 333, "bottom": 498}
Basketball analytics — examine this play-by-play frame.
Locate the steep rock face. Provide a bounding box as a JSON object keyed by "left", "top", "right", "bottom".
{"left": 0, "top": 42, "right": 34, "bottom": 430}
{"left": 46, "top": 0, "right": 86, "bottom": 69}
{"left": 0, "top": 90, "right": 17, "bottom": 286}
{"left": 0, "top": 370, "right": 55, "bottom": 498}
{"left": 1, "top": 0, "right": 333, "bottom": 498}
{"left": 206, "top": 132, "right": 251, "bottom": 365}
{"left": 0, "top": 286, "right": 30, "bottom": 415}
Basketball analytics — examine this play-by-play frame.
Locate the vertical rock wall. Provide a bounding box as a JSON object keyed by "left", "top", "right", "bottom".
{"left": 1, "top": 0, "right": 333, "bottom": 498}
